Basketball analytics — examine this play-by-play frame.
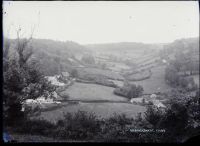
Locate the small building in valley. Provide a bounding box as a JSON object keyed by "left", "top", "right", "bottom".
{"left": 150, "top": 94, "right": 157, "bottom": 99}
{"left": 61, "top": 72, "right": 70, "bottom": 79}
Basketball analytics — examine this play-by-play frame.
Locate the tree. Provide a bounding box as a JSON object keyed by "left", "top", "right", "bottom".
{"left": 54, "top": 56, "right": 62, "bottom": 74}
{"left": 81, "top": 54, "right": 95, "bottom": 64}
{"left": 3, "top": 38, "right": 11, "bottom": 71}
{"left": 165, "top": 64, "right": 180, "bottom": 86}
{"left": 3, "top": 28, "right": 55, "bottom": 126}
{"left": 127, "top": 84, "right": 143, "bottom": 99}
{"left": 70, "top": 69, "right": 78, "bottom": 78}
{"left": 16, "top": 27, "right": 34, "bottom": 68}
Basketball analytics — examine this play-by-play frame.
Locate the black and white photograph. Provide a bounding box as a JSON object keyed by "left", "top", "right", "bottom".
{"left": 2, "top": 1, "right": 200, "bottom": 143}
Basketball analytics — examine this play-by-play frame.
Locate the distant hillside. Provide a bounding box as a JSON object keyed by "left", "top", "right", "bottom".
{"left": 85, "top": 42, "right": 163, "bottom": 62}
{"left": 85, "top": 42, "right": 164, "bottom": 52}
{"left": 160, "top": 37, "right": 199, "bottom": 61}
{"left": 5, "top": 37, "right": 198, "bottom": 76}
{"left": 30, "top": 39, "right": 91, "bottom": 57}
{"left": 160, "top": 37, "right": 199, "bottom": 77}
{"left": 6, "top": 38, "right": 91, "bottom": 76}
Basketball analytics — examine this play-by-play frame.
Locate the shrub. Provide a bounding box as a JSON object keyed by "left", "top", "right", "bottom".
{"left": 56, "top": 111, "right": 101, "bottom": 140}
{"left": 144, "top": 105, "right": 164, "bottom": 128}
{"left": 14, "top": 119, "right": 56, "bottom": 136}
{"left": 96, "top": 114, "right": 134, "bottom": 142}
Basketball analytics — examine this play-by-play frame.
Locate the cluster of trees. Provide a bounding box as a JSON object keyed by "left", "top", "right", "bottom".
{"left": 163, "top": 38, "right": 199, "bottom": 91}
{"left": 69, "top": 68, "right": 79, "bottom": 78}
{"left": 3, "top": 34, "right": 55, "bottom": 126}
{"left": 165, "top": 62, "right": 198, "bottom": 91}
{"left": 81, "top": 54, "right": 95, "bottom": 65}
{"left": 161, "top": 38, "right": 199, "bottom": 75}
{"left": 97, "top": 62, "right": 107, "bottom": 69}
{"left": 114, "top": 82, "right": 144, "bottom": 99}
{"left": 142, "top": 90, "right": 200, "bottom": 142}
{"left": 172, "top": 52, "right": 198, "bottom": 76}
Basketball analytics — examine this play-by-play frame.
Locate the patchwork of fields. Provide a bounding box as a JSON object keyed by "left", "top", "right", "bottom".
{"left": 35, "top": 50, "right": 176, "bottom": 123}
{"left": 76, "top": 67, "right": 124, "bottom": 80}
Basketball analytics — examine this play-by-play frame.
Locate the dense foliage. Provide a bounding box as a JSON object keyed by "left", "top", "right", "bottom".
{"left": 163, "top": 38, "right": 199, "bottom": 91}
{"left": 165, "top": 62, "right": 198, "bottom": 91}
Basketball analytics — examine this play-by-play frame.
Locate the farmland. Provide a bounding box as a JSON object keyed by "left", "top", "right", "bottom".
{"left": 76, "top": 67, "right": 124, "bottom": 80}
{"left": 60, "top": 82, "right": 127, "bottom": 101}
{"left": 36, "top": 102, "right": 146, "bottom": 123}
{"left": 37, "top": 46, "right": 170, "bottom": 121}
{"left": 130, "top": 65, "right": 172, "bottom": 94}
{"left": 38, "top": 62, "right": 171, "bottom": 122}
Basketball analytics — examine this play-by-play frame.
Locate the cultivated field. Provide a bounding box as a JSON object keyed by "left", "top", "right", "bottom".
{"left": 36, "top": 102, "right": 146, "bottom": 123}
{"left": 130, "top": 65, "right": 172, "bottom": 94}
{"left": 106, "top": 62, "right": 131, "bottom": 72}
{"left": 76, "top": 67, "right": 124, "bottom": 80}
{"left": 126, "top": 70, "right": 151, "bottom": 81}
{"left": 109, "top": 79, "right": 124, "bottom": 87}
{"left": 61, "top": 82, "right": 127, "bottom": 101}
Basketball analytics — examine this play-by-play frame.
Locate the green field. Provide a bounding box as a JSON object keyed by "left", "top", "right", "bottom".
{"left": 61, "top": 82, "right": 127, "bottom": 101}
{"left": 33, "top": 81, "right": 147, "bottom": 123}
{"left": 76, "top": 67, "right": 124, "bottom": 80}
{"left": 36, "top": 102, "right": 146, "bottom": 123}
{"left": 130, "top": 65, "right": 172, "bottom": 94}
{"left": 109, "top": 79, "right": 124, "bottom": 87}
{"left": 34, "top": 56, "right": 170, "bottom": 124}
{"left": 127, "top": 70, "right": 151, "bottom": 81}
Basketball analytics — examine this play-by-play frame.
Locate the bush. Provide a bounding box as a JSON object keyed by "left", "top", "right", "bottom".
{"left": 14, "top": 119, "right": 56, "bottom": 136}
{"left": 144, "top": 105, "right": 164, "bottom": 128}
{"left": 56, "top": 111, "right": 101, "bottom": 140}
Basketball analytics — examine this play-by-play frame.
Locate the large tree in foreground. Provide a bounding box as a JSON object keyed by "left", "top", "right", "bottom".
{"left": 3, "top": 28, "right": 55, "bottom": 126}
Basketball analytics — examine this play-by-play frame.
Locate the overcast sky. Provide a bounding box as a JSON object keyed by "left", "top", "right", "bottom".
{"left": 3, "top": 1, "right": 199, "bottom": 44}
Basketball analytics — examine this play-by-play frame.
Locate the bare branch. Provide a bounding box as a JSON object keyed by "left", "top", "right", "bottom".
{"left": 3, "top": 39, "right": 10, "bottom": 60}
{"left": 15, "top": 26, "right": 35, "bottom": 67}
